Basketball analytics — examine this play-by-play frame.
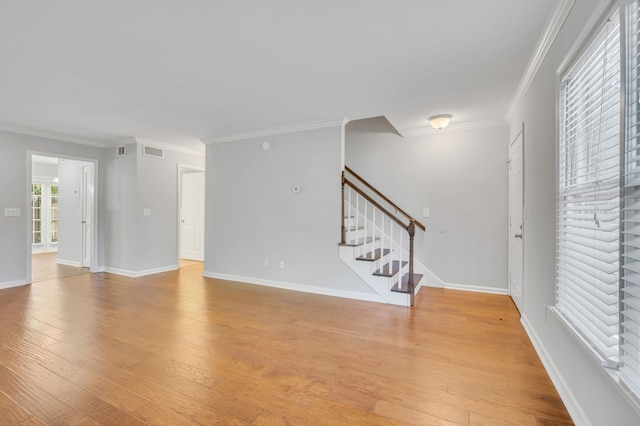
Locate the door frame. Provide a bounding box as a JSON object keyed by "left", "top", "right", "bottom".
{"left": 176, "top": 164, "right": 205, "bottom": 266}
{"left": 508, "top": 123, "right": 525, "bottom": 314}
{"left": 26, "top": 151, "right": 100, "bottom": 283}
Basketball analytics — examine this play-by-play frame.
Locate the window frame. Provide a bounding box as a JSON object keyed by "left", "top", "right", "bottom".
{"left": 554, "top": 0, "right": 640, "bottom": 405}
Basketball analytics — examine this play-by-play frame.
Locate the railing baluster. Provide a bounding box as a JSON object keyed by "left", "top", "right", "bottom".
{"left": 372, "top": 206, "right": 376, "bottom": 241}
{"left": 364, "top": 199, "right": 368, "bottom": 246}
{"left": 347, "top": 187, "right": 352, "bottom": 243}
{"left": 355, "top": 192, "right": 360, "bottom": 244}
{"left": 408, "top": 219, "right": 416, "bottom": 306}
{"left": 381, "top": 213, "right": 385, "bottom": 258}
{"left": 390, "top": 220, "right": 394, "bottom": 267}
{"left": 341, "top": 172, "right": 346, "bottom": 245}
{"left": 400, "top": 228, "right": 403, "bottom": 288}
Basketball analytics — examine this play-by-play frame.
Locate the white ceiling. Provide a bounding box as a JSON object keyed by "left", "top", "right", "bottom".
{"left": 0, "top": 0, "right": 559, "bottom": 151}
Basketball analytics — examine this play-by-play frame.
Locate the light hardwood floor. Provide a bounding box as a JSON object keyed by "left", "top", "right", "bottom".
{"left": 31, "top": 252, "right": 91, "bottom": 283}
{"left": 0, "top": 264, "right": 573, "bottom": 425}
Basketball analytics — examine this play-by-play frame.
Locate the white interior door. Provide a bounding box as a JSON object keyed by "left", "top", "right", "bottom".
{"left": 81, "top": 164, "right": 93, "bottom": 268}
{"left": 509, "top": 124, "right": 524, "bottom": 314}
{"left": 180, "top": 171, "right": 205, "bottom": 261}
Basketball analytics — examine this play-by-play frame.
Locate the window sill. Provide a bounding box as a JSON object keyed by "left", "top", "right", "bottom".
{"left": 548, "top": 306, "right": 640, "bottom": 417}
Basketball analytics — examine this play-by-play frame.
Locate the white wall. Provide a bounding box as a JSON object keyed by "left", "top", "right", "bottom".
{"left": 136, "top": 143, "right": 205, "bottom": 272}
{"left": 103, "top": 142, "right": 205, "bottom": 276}
{"left": 104, "top": 143, "right": 138, "bottom": 273}
{"left": 32, "top": 161, "right": 58, "bottom": 178}
{"left": 510, "top": 0, "right": 640, "bottom": 424}
{"left": 203, "top": 125, "right": 374, "bottom": 299}
{"left": 0, "top": 130, "right": 105, "bottom": 288}
{"left": 346, "top": 118, "right": 509, "bottom": 292}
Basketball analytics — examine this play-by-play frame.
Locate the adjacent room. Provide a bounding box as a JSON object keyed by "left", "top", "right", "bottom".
{"left": 0, "top": 0, "right": 639, "bottom": 424}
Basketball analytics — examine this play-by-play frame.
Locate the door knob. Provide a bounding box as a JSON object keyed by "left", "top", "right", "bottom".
{"left": 515, "top": 233, "right": 523, "bottom": 239}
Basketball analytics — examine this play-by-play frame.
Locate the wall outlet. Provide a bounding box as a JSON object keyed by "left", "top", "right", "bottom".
{"left": 264, "top": 258, "right": 269, "bottom": 267}
{"left": 279, "top": 260, "right": 285, "bottom": 269}
{"left": 143, "top": 208, "right": 151, "bottom": 216}
{"left": 422, "top": 208, "right": 430, "bottom": 218}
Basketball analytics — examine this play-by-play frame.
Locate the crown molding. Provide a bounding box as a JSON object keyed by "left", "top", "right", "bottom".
{"left": 399, "top": 118, "right": 508, "bottom": 137}
{"left": 0, "top": 123, "right": 109, "bottom": 148}
{"left": 203, "top": 117, "right": 350, "bottom": 144}
{"left": 505, "top": 0, "right": 575, "bottom": 120}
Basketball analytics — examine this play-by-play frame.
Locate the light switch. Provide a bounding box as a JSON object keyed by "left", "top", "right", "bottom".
{"left": 422, "top": 208, "right": 430, "bottom": 218}
{"left": 143, "top": 208, "right": 151, "bottom": 216}
{"left": 4, "top": 208, "right": 21, "bottom": 217}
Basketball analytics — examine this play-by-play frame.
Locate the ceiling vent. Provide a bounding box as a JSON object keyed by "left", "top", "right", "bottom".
{"left": 143, "top": 145, "right": 164, "bottom": 158}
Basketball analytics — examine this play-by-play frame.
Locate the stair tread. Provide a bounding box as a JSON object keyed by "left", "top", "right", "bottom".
{"left": 346, "top": 226, "right": 365, "bottom": 231}
{"left": 339, "top": 237, "right": 378, "bottom": 247}
{"left": 391, "top": 273, "right": 424, "bottom": 293}
{"left": 356, "top": 248, "right": 390, "bottom": 262}
{"left": 372, "top": 260, "right": 408, "bottom": 277}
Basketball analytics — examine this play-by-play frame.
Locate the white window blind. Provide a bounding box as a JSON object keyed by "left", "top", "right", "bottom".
{"left": 557, "top": 9, "right": 621, "bottom": 362}
{"left": 621, "top": 0, "right": 640, "bottom": 398}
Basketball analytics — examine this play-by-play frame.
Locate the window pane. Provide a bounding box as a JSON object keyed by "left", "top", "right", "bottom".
{"left": 557, "top": 10, "right": 621, "bottom": 362}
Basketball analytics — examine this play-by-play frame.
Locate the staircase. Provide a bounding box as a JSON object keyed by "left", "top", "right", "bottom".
{"left": 338, "top": 166, "right": 426, "bottom": 306}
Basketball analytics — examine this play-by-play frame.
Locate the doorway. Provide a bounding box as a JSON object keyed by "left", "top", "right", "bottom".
{"left": 29, "top": 153, "right": 98, "bottom": 283}
{"left": 178, "top": 166, "right": 205, "bottom": 264}
{"left": 508, "top": 123, "right": 524, "bottom": 314}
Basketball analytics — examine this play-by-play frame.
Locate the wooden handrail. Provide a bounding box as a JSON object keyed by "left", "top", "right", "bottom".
{"left": 344, "top": 166, "right": 425, "bottom": 231}
{"left": 344, "top": 178, "right": 409, "bottom": 231}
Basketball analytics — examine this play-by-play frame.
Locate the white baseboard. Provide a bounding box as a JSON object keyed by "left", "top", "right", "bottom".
{"left": 444, "top": 282, "right": 509, "bottom": 295}
{"left": 0, "top": 278, "right": 29, "bottom": 290}
{"left": 104, "top": 264, "right": 178, "bottom": 278}
{"left": 203, "top": 271, "right": 386, "bottom": 304}
{"left": 520, "top": 315, "right": 587, "bottom": 426}
{"left": 56, "top": 258, "right": 81, "bottom": 267}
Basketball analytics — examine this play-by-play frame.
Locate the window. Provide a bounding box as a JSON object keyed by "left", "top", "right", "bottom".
{"left": 620, "top": 0, "right": 640, "bottom": 399}
{"left": 557, "top": 2, "right": 640, "bottom": 399}
{"left": 32, "top": 179, "right": 59, "bottom": 253}
{"left": 32, "top": 183, "right": 42, "bottom": 244}
{"left": 50, "top": 184, "right": 58, "bottom": 244}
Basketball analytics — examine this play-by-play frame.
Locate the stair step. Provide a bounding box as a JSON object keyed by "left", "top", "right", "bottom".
{"left": 356, "top": 248, "right": 391, "bottom": 262}
{"left": 391, "top": 273, "right": 424, "bottom": 293}
{"left": 339, "top": 237, "right": 378, "bottom": 247}
{"left": 373, "top": 260, "right": 408, "bottom": 277}
{"left": 346, "top": 226, "right": 365, "bottom": 231}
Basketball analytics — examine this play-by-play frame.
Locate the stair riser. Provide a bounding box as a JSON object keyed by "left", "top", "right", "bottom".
{"left": 345, "top": 228, "right": 367, "bottom": 241}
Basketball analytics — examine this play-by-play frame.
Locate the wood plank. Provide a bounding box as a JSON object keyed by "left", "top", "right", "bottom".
{"left": 0, "top": 261, "right": 573, "bottom": 425}
{"left": 0, "top": 389, "right": 35, "bottom": 425}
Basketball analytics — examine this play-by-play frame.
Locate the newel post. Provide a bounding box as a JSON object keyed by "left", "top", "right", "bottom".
{"left": 341, "top": 171, "right": 346, "bottom": 245}
{"left": 408, "top": 219, "right": 416, "bottom": 306}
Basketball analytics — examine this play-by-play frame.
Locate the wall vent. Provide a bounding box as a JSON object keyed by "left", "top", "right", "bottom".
{"left": 143, "top": 145, "right": 164, "bottom": 158}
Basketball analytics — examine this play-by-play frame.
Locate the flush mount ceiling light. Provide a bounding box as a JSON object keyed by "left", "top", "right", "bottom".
{"left": 429, "top": 114, "right": 453, "bottom": 130}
